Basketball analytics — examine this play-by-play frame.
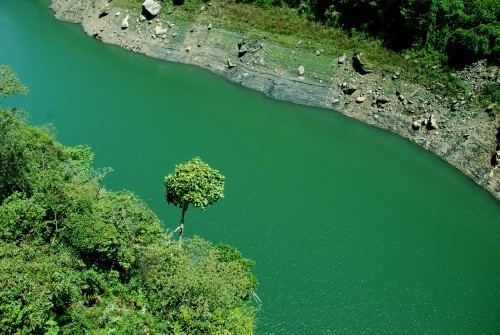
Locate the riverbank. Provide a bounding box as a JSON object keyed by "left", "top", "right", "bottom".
{"left": 50, "top": 0, "right": 499, "bottom": 200}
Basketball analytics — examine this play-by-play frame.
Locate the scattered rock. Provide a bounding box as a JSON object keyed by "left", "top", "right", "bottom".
{"left": 298, "top": 65, "right": 305, "bottom": 76}
{"left": 492, "top": 150, "right": 500, "bottom": 167}
{"left": 185, "top": 45, "right": 191, "bottom": 52}
{"left": 352, "top": 53, "right": 373, "bottom": 75}
{"left": 154, "top": 25, "right": 168, "bottom": 35}
{"left": 139, "top": 14, "right": 146, "bottom": 22}
{"left": 315, "top": 50, "right": 322, "bottom": 56}
{"left": 376, "top": 97, "right": 390, "bottom": 104}
{"left": 356, "top": 96, "right": 366, "bottom": 103}
{"left": 412, "top": 120, "right": 420, "bottom": 130}
{"left": 142, "top": 0, "right": 161, "bottom": 17}
{"left": 338, "top": 54, "right": 346, "bottom": 65}
{"left": 343, "top": 87, "right": 357, "bottom": 95}
{"left": 99, "top": 6, "right": 110, "bottom": 18}
{"left": 207, "top": 23, "right": 212, "bottom": 30}
{"left": 486, "top": 103, "right": 496, "bottom": 112}
{"left": 238, "top": 49, "right": 247, "bottom": 58}
{"left": 172, "top": 32, "right": 177, "bottom": 37}
{"left": 121, "top": 15, "right": 129, "bottom": 29}
{"left": 392, "top": 72, "right": 400, "bottom": 80}
{"left": 115, "top": 11, "right": 121, "bottom": 16}
{"left": 227, "top": 59, "right": 236, "bottom": 69}
{"left": 426, "top": 114, "right": 438, "bottom": 130}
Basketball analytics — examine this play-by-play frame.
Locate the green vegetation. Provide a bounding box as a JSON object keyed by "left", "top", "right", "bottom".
{"left": 111, "top": 0, "right": 497, "bottom": 105}
{"left": 232, "top": 0, "right": 499, "bottom": 66}
{"left": 0, "top": 68, "right": 257, "bottom": 334}
{"left": 0, "top": 65, "right": 29, "bottom": 98}
{"left": 165, "top": 157, "right": 225, "bottom": 242}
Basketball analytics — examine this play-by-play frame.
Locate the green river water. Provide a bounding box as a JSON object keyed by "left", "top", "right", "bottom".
{"left": 1, "top": 1, "right": 499, "bottom": 333}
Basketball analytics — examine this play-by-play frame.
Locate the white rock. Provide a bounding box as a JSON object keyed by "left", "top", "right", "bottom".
{"left": 154, "top": 25, "right": 168, "bottom": 35}
{"left": 298, "top": 65, "right": 305, "bottom": 75}
{"left": 142, "top": 0, "right": 162, "bottom": 16}
{"left": 121, "top": 15, "right": 130, "bottom": 29}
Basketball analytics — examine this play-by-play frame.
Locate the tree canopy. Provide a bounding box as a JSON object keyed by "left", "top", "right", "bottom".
{"left": 165, "top": 157, "right": 225, "bottom": 211}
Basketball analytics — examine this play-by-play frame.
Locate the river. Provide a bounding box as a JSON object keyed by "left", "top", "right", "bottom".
{"left": 1, "top": 1, "right": 499, "bottom": 333}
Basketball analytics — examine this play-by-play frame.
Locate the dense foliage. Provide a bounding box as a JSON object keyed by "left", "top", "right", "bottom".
{"left": 165, "top": 157, "right": 225, "bottom": 212}
{"left": 0, "top": 65, "right": 29, "bottom": 98}
{"left": 236, "top": 0, "right": 499, "bottom": 65}
{"left": 0, "top": 72, "right": 258, "bottom": 334}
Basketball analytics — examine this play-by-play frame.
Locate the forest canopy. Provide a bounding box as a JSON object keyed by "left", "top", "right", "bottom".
{"left": 235, "top": 0, "right": 499, "bottom": 65}
{"left": 0, "top": 67, "right": 258, "bottom": 334}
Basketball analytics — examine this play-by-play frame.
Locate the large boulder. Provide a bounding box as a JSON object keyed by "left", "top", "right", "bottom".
{"left": 142, "top": 0, "right": 162, "bottom": 17}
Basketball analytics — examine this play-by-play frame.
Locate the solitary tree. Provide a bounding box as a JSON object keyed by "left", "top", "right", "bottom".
{"left": 165, "top": 157, "right": 225, "bottom": 242}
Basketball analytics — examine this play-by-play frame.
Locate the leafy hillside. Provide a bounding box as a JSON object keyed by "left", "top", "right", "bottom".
{"left": 0, "top": 66, "right": 258, "bottom": 334}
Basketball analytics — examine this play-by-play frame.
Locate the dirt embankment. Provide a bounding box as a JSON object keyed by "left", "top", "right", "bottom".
{"left": 51, "top": 0, "right": 499, "bottom": 200}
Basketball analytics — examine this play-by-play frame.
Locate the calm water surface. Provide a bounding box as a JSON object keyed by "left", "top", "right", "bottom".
{"left": 1, "top": 1, "right": 499, "bottom": 333}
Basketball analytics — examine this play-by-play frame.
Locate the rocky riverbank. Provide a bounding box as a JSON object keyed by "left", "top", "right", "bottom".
{"left": 50, "top": 0, "right": 499, "bottom": 200}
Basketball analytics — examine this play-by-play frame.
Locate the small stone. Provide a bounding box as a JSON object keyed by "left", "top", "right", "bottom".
{"left": 172, "top": 32, "right": 177, "bottom": 37}
{"left": 227, "top": 59, "right": 235, "bottom": 69}
{"left": 376, "top": 97, "right": 390, "bottom": 104}
{"left": 343, "top": 87, "right": 357, "bottom": 95}
{"left": 356, "top": 96, "right": 366, "bottom": 103}
{"left": 298, "top": 65, "right": 305, "bottom": 76}
{"left": 207, "top": 23, "right": 212, "bottom": 30}
{"left": 154, "top": 25, "right": 168, "bottom": 35}
{"left": 412, "top": 121, "right": 420, "bottom": 130}
{"left": 427, "top": 114, "right": 438, "bottom": 130}
{"left": 115, "top": 11, "right": 121, "bottom": 16}
{"left": 186, "top": 45, "right": 191, "bottom": 52}
{"left": 121, "top": 15, "right": 129, "bottom": 29}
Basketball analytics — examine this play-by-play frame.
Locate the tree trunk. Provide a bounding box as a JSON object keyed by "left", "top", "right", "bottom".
{"left": 178, "top": 206, "right": 187, "bottom": 243}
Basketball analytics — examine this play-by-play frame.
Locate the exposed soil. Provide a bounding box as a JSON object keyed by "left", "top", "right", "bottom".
{"left": 50, "top": 0, "right": 499, "bottom": 200}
